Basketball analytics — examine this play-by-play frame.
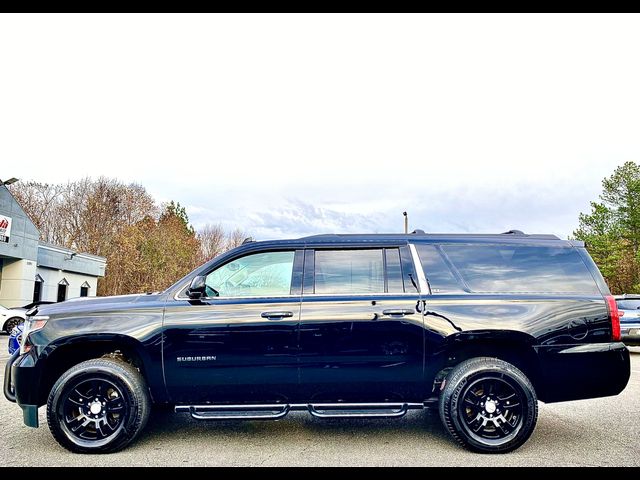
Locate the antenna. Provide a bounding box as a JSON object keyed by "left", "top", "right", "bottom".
{"left": 403, "top": 211, "right": 408, "bottom": 234}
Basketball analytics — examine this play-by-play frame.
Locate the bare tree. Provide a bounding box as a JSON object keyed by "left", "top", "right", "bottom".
{"left": 226, "top": 227, "right": 249, "bottom": 250}
{"left": 197, "top": 223, "right": 227, "bottom": 262}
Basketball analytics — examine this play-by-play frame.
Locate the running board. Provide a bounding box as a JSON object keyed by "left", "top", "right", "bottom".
{"left": 175, "top": 403, "right": 425, "bottom": 421}
{"left": 175, "top": 404, "right": 290, "bottom": 420}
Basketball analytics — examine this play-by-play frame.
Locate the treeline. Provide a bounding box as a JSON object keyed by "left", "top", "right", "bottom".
{"left": 574, "top": 161, "right": 640, "bottom": 294}
{"left": 9, "top": 178, "right": 247, "bottom": 296}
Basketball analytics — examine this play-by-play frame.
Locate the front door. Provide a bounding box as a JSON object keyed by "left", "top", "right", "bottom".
{"left": 163, "top": 250, "right": 302, "bottom": 404}
{"left": 298, "top": 246, "right": 425, "bottom": 403}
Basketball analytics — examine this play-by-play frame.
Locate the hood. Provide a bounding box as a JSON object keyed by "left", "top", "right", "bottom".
{"left": 34, "top": 293, "right": 164, "bottom": 316}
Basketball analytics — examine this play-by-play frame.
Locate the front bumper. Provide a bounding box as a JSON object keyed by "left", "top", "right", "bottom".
{"left": 621, "top": 322, "right": 640, "bottom": 346}
{"left": 3, "top": 350, "right": 38, "bottom": 428}
{"left": 4, "top": 351, "right": 41, "bottom": 427}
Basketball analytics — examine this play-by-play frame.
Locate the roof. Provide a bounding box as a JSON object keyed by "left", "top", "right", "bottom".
{"left": 299, "top": 232, "right": 561, "bottom": 242}
{"left": 237, "top": 231, "right": 579, "bottom": 248}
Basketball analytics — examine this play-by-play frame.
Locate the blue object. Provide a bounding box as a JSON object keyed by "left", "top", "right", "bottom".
{"left": 8, "top": 323, "right": 23, "bottom": 355}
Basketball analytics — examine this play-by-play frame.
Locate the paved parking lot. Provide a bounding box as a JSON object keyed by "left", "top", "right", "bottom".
{"left": 0, "top": 344, "right": 638, "bottom": 466}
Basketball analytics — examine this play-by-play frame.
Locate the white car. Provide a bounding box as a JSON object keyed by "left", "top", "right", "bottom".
{"left": 0, "top": 304, "right": 26, "bottom": 334}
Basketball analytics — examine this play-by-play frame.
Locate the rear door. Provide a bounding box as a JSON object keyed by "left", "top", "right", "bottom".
{"left": 298, "top": 245, "right": 425, "bottom": 403}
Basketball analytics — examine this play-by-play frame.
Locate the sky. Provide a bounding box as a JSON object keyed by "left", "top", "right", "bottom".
{"left": 2, "top": 13, "right": 640, "bottom": 240}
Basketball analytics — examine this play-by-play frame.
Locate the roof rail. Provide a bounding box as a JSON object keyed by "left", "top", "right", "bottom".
{"left": 411, "top": 229, "right": 426, "bottom": 235}
{"left": 501, "top": 229, "right": 525, "bottom": 235}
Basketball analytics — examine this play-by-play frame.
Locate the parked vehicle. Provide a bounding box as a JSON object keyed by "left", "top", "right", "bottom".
{"left": 17, "top": 301, "right": 55, "bottom": 312}
{"left": 3, "top": 231, "right": 630, "bottom": 454}
{"left": 615, "top": 295, "right": 640, "bottom": 346}
{"left": 8, "top": 323, "right": 23, "bottom": 355}
{"left": 0, "top": 304, "right": 26, "bottom": 334}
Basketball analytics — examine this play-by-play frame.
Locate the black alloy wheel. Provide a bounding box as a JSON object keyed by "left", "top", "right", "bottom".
{"left": 439, "top": 357, "right": 538, "bottom": 453}
{"left": 458, "top": 376, "right": 524, "bottom": 444}
{"left": 59, "top": 377, "right": 128, "bottom": 446}
{"left": 47, "top": 358, "right": 150, "bottom": 453}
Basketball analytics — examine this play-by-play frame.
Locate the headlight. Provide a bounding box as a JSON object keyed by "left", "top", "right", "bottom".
{"left": 20, "top": 315, "right": 49, "bottom": 355}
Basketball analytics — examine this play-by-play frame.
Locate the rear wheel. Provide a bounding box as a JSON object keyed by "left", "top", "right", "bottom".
{"left": 3, "top": 317, "right": 23, "bottom": 334}
{"left": 439, "top": 357, "right": 538, "bottom": 453}
{"left": 47, "top": 358, "right": 150, "bottom": 453}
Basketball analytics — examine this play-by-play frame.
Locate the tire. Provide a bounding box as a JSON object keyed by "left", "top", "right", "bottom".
{"left": 3, "top": 317, "right": 23, "bottom": 334}
{"left": 439, "top": 357, "right": 538, "bottom": 454}
{"left": 47, "top": 358, "right": 151, "bottom": 453}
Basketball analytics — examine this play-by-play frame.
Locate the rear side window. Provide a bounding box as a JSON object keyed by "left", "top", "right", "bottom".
{"left": 315, "top": 249, "right": 385, "bottom": 294}
{"left": 440, "top": 244, "right": 600, "bottom": 294}
{"left": 312, "top": 248, "right": 406, "bottom": 295}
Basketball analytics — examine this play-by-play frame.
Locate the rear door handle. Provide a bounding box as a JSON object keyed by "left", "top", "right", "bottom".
{"left": 261, "top": 311, "right": 294, "bottom": 320}
{"left": 381, "top": 309, "right": 415, "bottom": 317}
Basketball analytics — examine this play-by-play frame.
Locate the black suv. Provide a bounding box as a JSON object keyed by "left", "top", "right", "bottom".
{"left": 4, "top": 231, "right": 630, "bottom": 454}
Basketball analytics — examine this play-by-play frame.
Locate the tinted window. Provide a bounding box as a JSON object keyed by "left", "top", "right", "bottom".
{"left": 441, "top": 244, "right": 600, "bottom": 294}
{"left": 616, "top": 299, "right": 640, "bottom": 310}
{"left": 206, "top": 251, "right": 294, "bottom": 297}
{"left": 415, "top": 245, "right": 466, "bottom": 294}
{"left": 315, "top": 249, "right": 384, "bottom": 294}
{"left": 385, "top": 248, "right": 404, "bottom": 293}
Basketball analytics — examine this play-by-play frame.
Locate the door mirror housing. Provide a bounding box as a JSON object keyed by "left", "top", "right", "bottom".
{"left": 187, "top": 275, "right": 207, "bottom": 299}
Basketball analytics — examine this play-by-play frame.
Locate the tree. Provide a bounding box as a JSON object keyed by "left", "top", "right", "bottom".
{"left": 197, "top": 223, "right": 227, "bottom": 263}
{"left": 227, "top": 228, "right": 249, "bottom": 250}
{"left": 574, "top": 161, "right": 640, "bottom": 293}
{"left": 9, "top": 177, "right": 251, "bottom": 296}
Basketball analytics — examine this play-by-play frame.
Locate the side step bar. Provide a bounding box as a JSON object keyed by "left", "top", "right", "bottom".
{"left": 175, "top": 404, "right": 290, "bottom": 420}
{"left": 175, "top": 403, "right": 425, "bottom": 421}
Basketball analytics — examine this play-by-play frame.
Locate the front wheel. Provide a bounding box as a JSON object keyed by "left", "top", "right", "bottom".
{"left": 439, "top": 357, "right": 538, "bottom": 453}
{"left": 47, "top": 358, "right": 150, "bottom": 453}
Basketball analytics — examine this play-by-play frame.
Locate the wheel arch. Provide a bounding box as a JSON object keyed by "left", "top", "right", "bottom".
{"left": 38, "top": 334, "right": 155, "bottom": 406}
{"left": 3, "top": 316, "right": 24, "bottom": 332}
{"left": 432, "top": 330, "right": 542, "bottom": 397}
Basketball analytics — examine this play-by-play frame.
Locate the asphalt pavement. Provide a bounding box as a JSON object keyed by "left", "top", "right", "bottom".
{"left": 0, "top": 343, "right": 638, "bottom": 467}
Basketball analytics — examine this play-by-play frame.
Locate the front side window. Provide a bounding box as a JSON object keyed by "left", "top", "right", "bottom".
{"left": 205, "top": 251, "right": 295, "bottom": 297}
{"left": 315, "top": 249, "right": 385, "bottom": 294}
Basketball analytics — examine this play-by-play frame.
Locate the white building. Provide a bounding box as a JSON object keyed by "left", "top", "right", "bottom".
{"left": 0, "top": 182, "right": 106, "bottom": 308}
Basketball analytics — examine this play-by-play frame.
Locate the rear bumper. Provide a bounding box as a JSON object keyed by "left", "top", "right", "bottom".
{"left": 535, "top": 342, "right": 630, "bottom": 403}
{"left": 621, "top": 322, "right": 640, "bottom": 346}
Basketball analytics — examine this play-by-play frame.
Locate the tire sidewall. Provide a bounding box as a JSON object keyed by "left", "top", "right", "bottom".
{"left": 441, "top": 359, "right": 538, "bottom": 453}
{"left": 48, "top": 361, "right": 146, "bottom": 453}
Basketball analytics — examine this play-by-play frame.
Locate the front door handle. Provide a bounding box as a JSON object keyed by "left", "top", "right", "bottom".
{"left": 381, "top": 309, "right": 415, "bottom": 317}
{"left": 261, "top": 311, "right": 294, "bottom": 320}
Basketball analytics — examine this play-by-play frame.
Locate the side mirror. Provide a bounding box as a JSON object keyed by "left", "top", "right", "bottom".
{"left": 187, "top": 276, "right": 207, "bottom": 299}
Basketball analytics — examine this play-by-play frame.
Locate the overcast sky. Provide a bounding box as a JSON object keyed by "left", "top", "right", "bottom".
{"left": 1, "top": 13, "right": 639, "bottom": 240}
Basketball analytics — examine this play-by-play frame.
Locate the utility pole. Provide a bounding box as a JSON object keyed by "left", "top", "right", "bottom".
{"left": 403, "top": 211, "right": 408, "bottom": 234}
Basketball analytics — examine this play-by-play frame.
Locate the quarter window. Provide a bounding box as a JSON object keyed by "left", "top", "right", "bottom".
{"left": 415, "top": 245, "right": 466, "bottom": 294}
{"left": 441, "top": 244, "right": 600, "bottom": 294}
{"left": 205, "top": 251, "right": 295, "bottom": 298}
{"left": 314, "top": 249, "right": 385, "bottom": 294}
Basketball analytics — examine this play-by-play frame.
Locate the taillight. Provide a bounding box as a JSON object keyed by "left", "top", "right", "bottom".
{"left": 605, "top": 295, "right": 621, "bottom": 341}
